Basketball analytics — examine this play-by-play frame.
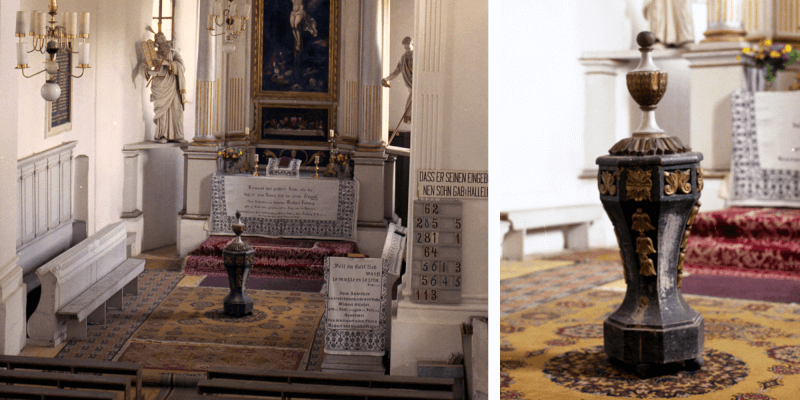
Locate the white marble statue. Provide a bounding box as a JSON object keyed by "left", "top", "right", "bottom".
{"left": 141, "top": 31, "right": 187, "bottom": 143}
{"left": 381, "top": 37, "right": 413, "bottom": 123}
{"left": 643, "top": 0, "right": 694, "bottom": 47}
{"left": 625, "top": 0, "right": 650, "bottom": 49}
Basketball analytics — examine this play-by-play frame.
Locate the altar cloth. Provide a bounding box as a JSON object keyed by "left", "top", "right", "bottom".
{"left": 210, "top": 175, "right": 358, "bottom": 241}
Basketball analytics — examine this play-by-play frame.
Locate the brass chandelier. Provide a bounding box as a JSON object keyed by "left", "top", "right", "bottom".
{"left": 15, "top": 0, "right": 90, "bottom": 102}
{"left": 207, "top": 0, "right": 251, "bottom": 54}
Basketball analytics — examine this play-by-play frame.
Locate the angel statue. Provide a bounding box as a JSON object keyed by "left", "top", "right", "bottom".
{"left": 140, "top": 26, "right": 187, "bottom": 143}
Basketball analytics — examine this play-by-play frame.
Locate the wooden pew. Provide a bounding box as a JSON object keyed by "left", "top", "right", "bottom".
{"left": 0, "top": 355, "right": 142, "bottom": 400}
{"left": 197, "top": 380, "right": 454, "bottom": 399}
{"left": 196, "top": 367, "right": 459, "bottom": 399}
{"left": 0, "top": 369, "right": 130, "bottom": 400}
{"left": 0, "top": 384, "right": 121, "bottom": 400}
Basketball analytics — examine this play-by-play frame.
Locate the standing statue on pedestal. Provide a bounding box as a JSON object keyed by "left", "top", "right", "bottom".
{"left": 381, "top": 37, "right": 413, "bottom": 123}
{"left": 643, "top": 0, "right": 694, "bottom": 47}
{"left": 141, "top": 29, "right": 187, "bottom": 143}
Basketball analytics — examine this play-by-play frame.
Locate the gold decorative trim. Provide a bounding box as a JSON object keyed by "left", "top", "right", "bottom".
{"left": 252, "top": 0, "right": 339, "bottom": 102}
{"left": 632, "top": 208, "right": 657, "bottom": 276}
{"left": 599, "top": 170, "right": 617, "bottom": 196}
{"left": 626, "top": 168, "right": 653, "bottom": 202}
{"left": 664, "top": 169, "right": 692, "bottom": 196}
{"left": 610, "top": 135, "right": 690, "bottom": 156}
{"left": 697, "top": 167, "right": 704, "bottom": 192}
{"left": 626, "top": 71, "right": 667, "bottom": 108}
{"left": 677, "top": 201, "right": 702, "bottom": 288}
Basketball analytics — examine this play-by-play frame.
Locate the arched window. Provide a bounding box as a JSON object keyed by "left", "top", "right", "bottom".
{"left": 152, "top": 0, "right": 174, "bottom": 40}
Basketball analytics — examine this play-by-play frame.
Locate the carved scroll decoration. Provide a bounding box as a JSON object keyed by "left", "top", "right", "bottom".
{"left": 626, "top": 168, "right": 652, "bottom": 202}
{"left": 664, "top": 169, "right": 692, "bottom": 195}
{"left": 678, "top": 201, "right": 701, "bottom": 288}
{"left": 599, "top": 170, "right": 617, "bottom": 196}
{"left": 632, "top": 208, "right": 657, "bottom": 276}
{"left": 697, "top": 167, "right": 704, "bottom": 192}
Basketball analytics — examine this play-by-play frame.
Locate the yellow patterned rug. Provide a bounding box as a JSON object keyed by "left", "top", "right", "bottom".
{"left": 501, "top": 288, "right": 800, "bottom": 399}
{"left": 115, "top": 287, "right": 325, "bottom": 377}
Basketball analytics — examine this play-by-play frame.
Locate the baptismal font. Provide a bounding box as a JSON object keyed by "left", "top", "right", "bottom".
{"left": 596, "top": 31, "right": 705, "bottom": 377}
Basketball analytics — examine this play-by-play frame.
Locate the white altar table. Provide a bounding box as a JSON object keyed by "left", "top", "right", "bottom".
{"left": 209, "top": 174, "right": 359, "bottom": 241}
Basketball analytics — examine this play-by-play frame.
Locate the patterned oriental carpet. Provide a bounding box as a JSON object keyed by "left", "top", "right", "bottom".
{"left": 113, "top": 286, "right": 326, "bottom": 380}
{"left": 501, "top": 288, "right": 800, "bottom": 399}
{"left": 685, "top": 207, "right": 800, "bottom": 280}
{"left": 183, "top": 235, "right": 356, "bottom": 279}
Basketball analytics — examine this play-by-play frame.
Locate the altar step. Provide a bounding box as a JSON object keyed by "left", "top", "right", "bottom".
{"left": 685, "top": 207, "right": 800, "bottom": 280}
{"left": 183, "top": 236, "right": 357, "bottom": 279}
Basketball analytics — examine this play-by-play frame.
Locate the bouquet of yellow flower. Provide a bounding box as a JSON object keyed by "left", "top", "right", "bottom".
{"left": 218, "top": 148, "right": 243, "bottom": 160}
{"left": 329, "top": 149, "right": 349, "bottom": 165}
{"left": 739, "top": 39, "right": 799, "bottom": 81}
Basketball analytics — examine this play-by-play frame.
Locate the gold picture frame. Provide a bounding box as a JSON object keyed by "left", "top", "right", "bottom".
{"left": 252, "top": 102, "right": 335, "bottom": 145}
{"left": 252, "top": 0, "right": 339, "bottom": 101}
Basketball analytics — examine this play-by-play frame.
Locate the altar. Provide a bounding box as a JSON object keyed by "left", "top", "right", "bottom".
{"left": 209, "top": 174, "right": 358, "bottom": 242}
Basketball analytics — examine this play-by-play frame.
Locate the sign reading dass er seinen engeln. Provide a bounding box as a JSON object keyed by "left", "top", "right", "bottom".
{"left": 417, "top": 170, "right": 488, "bottom": 199}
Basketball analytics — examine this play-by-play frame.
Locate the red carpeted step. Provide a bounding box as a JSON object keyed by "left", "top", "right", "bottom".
{"left": 692, "top": 207, "right": 800, "bottom": 241}
{"left": 184, "top": 235, "right": 356, "bottom": 279}
{"left": 685, "top": 235, "right": 800, "bottom": 277}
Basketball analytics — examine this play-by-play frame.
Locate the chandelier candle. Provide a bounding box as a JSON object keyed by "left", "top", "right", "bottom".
{"left": 14, "top": 0, "right": 91, "bottom": 101}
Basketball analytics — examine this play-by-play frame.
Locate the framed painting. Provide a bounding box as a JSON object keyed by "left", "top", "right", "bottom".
{"left": 253, "top": 0, "right": 338, "bottom": 101}
{"left": 253, "top": 103, "right": 334, "bottom": 144}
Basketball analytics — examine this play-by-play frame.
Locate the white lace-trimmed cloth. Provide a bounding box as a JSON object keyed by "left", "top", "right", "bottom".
{"left": 266, "top": 158, "right": 301, "bottom": 177}
{"left": 729, "top": 89, "right": 800, "bottom": 207}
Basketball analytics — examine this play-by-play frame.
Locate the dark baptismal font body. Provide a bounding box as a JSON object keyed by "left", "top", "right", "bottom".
{"left": 596, "top": 31, "right": 705, "bottom": 377}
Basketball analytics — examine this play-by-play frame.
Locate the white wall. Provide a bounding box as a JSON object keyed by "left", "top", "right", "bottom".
{"left": 493, "top": 0, "right": 629, "bottom": 213}
{"left": 493, "top": 0, "right": 707, "bottom": 251}
{"left": 16, "top": 0, "right": 191, "bottom": 244}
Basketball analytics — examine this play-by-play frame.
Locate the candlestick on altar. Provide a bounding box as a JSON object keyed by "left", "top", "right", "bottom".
{"left": 314, "top": 155, "right": 320, "bottom": 178}
{"left": 252, "top": 153, "right": 259, "bottom": 177}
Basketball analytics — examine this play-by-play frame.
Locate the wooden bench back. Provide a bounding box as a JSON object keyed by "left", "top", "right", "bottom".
{"left": 198, "top": 379, "right": 456, "bottom": 400}
{"left": 0, "top": 384, "right": 121, "bottom": 399}
{"left": 206, "top": 367, "right": 455, "bottom": 392}
{"left": 0, "top": 369, "right": 131, "bottom": 400}
{"left": 0, "top": 355, "right": 142, "bottom": 400}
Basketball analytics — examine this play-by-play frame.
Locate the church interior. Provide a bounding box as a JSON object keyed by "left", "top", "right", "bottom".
{"left": 498, "top": 0, "right": 800, "bottom": 398}
{"left": 0, "top": 0, "right": 488, "bottom": 399}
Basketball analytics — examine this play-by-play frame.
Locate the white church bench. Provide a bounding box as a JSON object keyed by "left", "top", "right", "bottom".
{"left": 501, "top": 204, "right": 605, "bottom": 260}
{"left": 27, "top": 221, "right": 145, "bottom": 347}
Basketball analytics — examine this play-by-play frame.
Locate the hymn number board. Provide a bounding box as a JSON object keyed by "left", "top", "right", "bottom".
{"left": 411, "top": 200, "right": 463, "bottom": 304}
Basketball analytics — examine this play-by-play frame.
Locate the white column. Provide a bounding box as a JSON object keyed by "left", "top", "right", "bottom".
{"left": 194, "top": 0, "right": 218, "bottom": 142}
{"left": 177, "top": 145, "right": 217, "bottom": 257}
{"left": 704, "top": 0, "right": 746, "bottom": 42}
{"left": 121, "top": 149, "right": 143, "bottom": 257}
{"left": 578, "top": 58, "right": 627, "bottom": 177}
{"left": 391, "top": 0, "right": 488, "bottom": 376}
{"left": 352, "top": 0, "right": 390, "bottom": 257}
{"left": 174, "top": 0, "right": 198, "bottom": 142}
{"left": 0, "top": 0, "right": 26, "bottom": 354}
{"left": 358, "top": 0, "right": 386, "bottom": 147}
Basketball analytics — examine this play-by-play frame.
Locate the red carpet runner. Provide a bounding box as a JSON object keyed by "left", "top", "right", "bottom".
{"left": 183, "top": 236, "right": 356, "bottom": 279}
{"left": 685, "top": 207, "right": 800, "bottom": 280}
